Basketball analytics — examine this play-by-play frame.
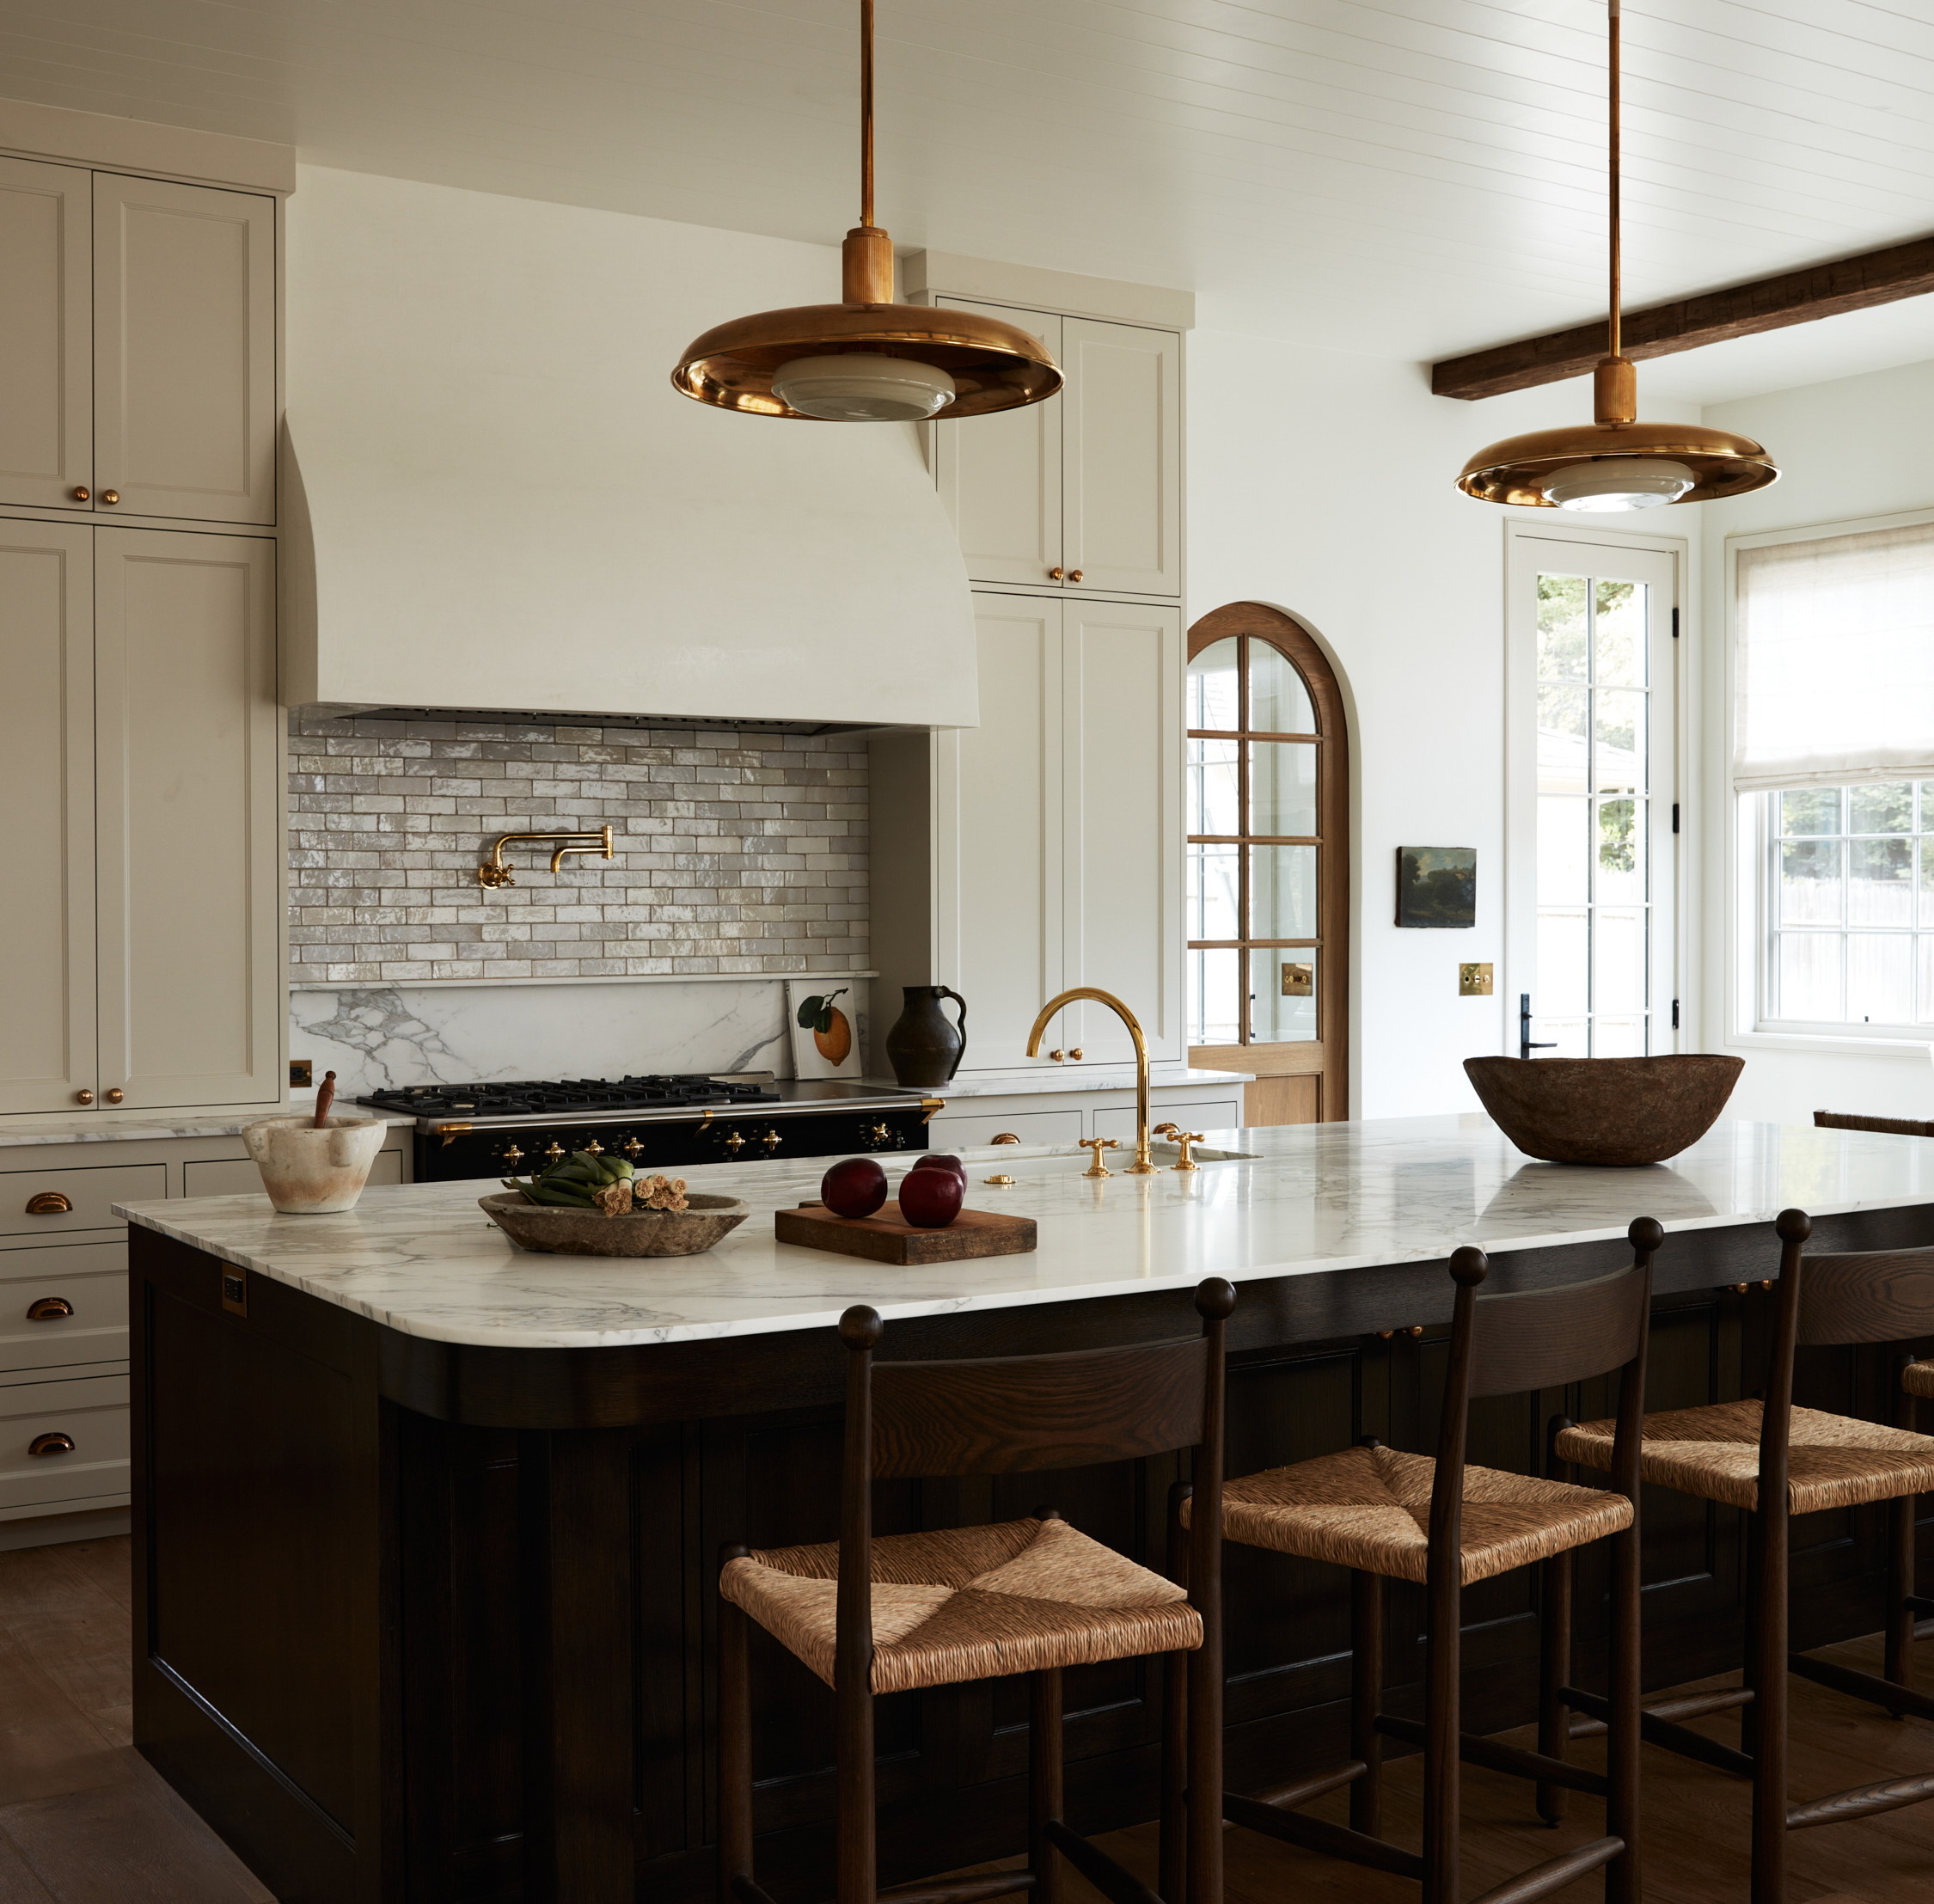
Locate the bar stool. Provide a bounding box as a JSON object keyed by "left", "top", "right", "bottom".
{"left": 717, "top": 1279, "right": 1234, "bottom": 1904}
{"left": 1558, "top": 1210, "right": 1934, "bottom": 1904}
{"left": 1190, "top": 1221, "right": 1660, "bottom": 1904}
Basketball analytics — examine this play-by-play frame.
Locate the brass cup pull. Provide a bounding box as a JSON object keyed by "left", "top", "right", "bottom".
{"left": 72, "top": 485, "right": 89, "bottom": 501}
{"left": 104, "top": 1088, "right": 124, "bottom": 1104}
{"left": 100, "top": 489, "right": 119, "bottom": 505}
{"left": 75, "top": 1090, "right": 94, "bottom": 1106}
{"left": 28, "top": 1432, "right": 76, "bottom": 1457}
{"left": 991, "top": 1132, "right": 1021, "bottom": 1144}
{"left": 25, "top": 1192, "right": 73, "bottom": 1215}
{"left": 1068, "top": 569, "right": 1084, "bottom": 582}
{"left": 27, "top": 1297, "right": 75, "bottom": 1321}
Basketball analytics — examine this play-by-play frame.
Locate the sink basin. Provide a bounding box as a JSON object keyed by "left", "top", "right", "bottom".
{"left": 939, "top": 1141, "right": 1258, "bottom": 1178}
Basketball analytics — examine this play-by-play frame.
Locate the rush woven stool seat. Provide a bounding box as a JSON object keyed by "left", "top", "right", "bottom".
{"left": 717, "top": 1279, "right": 1234, "bottom": 1904}
{"left": 1906, "top": 1360, "right": 1934, "bottom": 1399}
{"left": 1192, "top": 1220, "right": 1661, "bottom": 1904}
{"left": 1558, "top": 1213, "right": 1934, "bottom": 1904}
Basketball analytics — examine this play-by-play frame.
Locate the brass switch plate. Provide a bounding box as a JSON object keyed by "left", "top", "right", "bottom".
{"left": 1459, "top": 963, "right": 1494, "bottom": 997}
{"left": 290, "top": 1058, "right": 313, "bottom": 1088}
{"left": 220, "top": 1265, "right": 248, "bottom": 1318}
{"left": 1281, "top": 963, "right": 1313, "bottom": 997}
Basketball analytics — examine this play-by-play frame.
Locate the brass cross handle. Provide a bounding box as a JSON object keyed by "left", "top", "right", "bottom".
{"left": 1168, "top": 1131, "right": 1207, "bottom": 1172}
{"left": 1079, "top": 1137, "right": 1119, "bottom": 1179}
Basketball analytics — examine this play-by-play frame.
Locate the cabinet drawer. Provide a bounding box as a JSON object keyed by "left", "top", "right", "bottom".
{"left": 0, "top": 1162, "right": 163, "bottom": 1236}
{"left": 927, "top": 1108, "right": 1085, "bottom": 1149}
{"left": 0, "top": 1267, "right": 125, "bottom": 1375}
{"left": 0, "top": 1372, "right": 128, "bottom": 1515}
{"left": 1094, "top": 1097, "right": 1242, "bottom": 1143}
{"left": 182, "top": 1148, "right": 402, "bottom": 1199}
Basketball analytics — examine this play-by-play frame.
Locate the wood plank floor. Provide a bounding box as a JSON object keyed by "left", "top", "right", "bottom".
{"left": 1, "top": 1536, "right": 1931, "bottom": 1900}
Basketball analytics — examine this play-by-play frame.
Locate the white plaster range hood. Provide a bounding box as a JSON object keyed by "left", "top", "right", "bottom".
{"left": 281, "top": 168, "right": 978, "bottom": 731}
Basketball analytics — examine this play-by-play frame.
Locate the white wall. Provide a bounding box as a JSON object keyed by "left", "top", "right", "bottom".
{"left": 1699, "top": 358, "right": 1934, "bottom": 1123}
{"left": 1186, "top": 331, "right": 1701, "bottom": 1117}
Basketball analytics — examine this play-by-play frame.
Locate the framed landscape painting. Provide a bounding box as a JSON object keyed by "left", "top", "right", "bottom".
{"left": 1396, "top": 848, "right": 1477, "bottom": 928}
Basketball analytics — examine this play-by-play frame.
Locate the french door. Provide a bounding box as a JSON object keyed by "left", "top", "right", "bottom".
{"left": 1506, "top": 529, "right": 1680, "bottom": 1058}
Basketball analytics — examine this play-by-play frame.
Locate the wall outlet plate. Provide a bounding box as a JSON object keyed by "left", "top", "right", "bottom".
{"left": 1459, "top": 963, "right": 1494, "bottom": 997}
{"left": 290, "top": 1058, "right": 313, "bottom": 1087}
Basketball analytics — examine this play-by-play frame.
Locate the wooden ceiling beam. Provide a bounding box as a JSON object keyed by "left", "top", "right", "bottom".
{"left": 1431, "top": 235, "right": 1934, "bottom": 401}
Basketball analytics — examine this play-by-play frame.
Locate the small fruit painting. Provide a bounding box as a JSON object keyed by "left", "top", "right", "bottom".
{"left": 797, "top": 989, "right": 852, "bottom": 1067}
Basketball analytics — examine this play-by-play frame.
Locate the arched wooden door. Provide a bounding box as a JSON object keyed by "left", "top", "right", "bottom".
{"left": 1185, "top": 603, "right": 1350, "bottom": 1123}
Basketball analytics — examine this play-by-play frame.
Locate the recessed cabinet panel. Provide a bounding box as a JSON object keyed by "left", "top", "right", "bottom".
{"left": 938, "top": 601, "right": 1064, "bottom": 1069}
{"left": 0, "top": 158, "right": 90, "bottom": 511}
{"left": 1065, "top": 603, "right": 1184, "bottom": 1063}
{"left": 1062, "top": 319, "right": 1180, "bottom": 598}
{"left": 95, "top": 530, "right": 279, "bottom": 1109}
{"left": 933, "top": 301, "right": 1063, "bottom": 589}
{"left": 94, "top": 176, "right": 275, "bottom": 525}
{"left": 0, "top": 525, "right": 95, "bottom": 1115}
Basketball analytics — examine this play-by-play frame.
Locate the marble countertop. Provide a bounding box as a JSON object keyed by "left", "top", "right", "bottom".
{"left": 0, "top": 1106, "right": 416, "bottom": 1148}
{"left": 113, "top": 1115, "right": 1934, "bottom": 1351}
{"left": 886, "top": 1066, "right": 1253, "bottom": 1099}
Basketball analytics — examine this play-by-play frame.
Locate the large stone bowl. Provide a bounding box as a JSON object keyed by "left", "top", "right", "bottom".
{"left": 480, "top": 1191, "right": 749, "bottom": 1258}
{"left": 1463, "top": 1054, "right": 1745, "bottom": 1166}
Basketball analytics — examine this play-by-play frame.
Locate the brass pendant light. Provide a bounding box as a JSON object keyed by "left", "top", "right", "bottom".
{"left": 671, "top": 0, "right": 1061, "bottom": 422}
{"left": 1458, "top": 0, "right": 1776, "bottom": 509}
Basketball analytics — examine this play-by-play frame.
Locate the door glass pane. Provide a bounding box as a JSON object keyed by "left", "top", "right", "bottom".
{"left": 1848, "top": 836, "right": 1912, "bottom": 927}
{"left": 1596, "top": 797, "right": 1644, "bottom": 904}
{"left": 1537, "top": 574, "right": 1588, "bottom": 680}
{"left": 1594, "top": 689, "right": 1643, "bottom": 796}
{"left": 1538, "top": 910, "right": 1588, "bottom": 1014}
{"left": 1593, "top": 579, "right": 1644, "bottom": 687}
{"left": 1848, "top": 933, "right": 1913, "bottom": 1024}
{"left": 1249, "top": 742, "right": 1316, "bottom": 836}
{"left": 1537, "top": 686, "right": 1588, "bottom": 795}
{"left": 1918, "top": 935, "right": 1934, "bottom": 1022}
{"left": 1187, "top": 947, "right": 1240, "bottom": 1045}
{"left": 1593, "top": 909, "right": 1645, "bottom": 1015}
{"left": 1778, "top": 934, "right": 1841, "bottom": 1020}
{"left": 1539, "top": 798, "right": 1588, "bottom": 905}
{"left": 1187, "top": 842, "right": 1239, "bottom": 940}
{"left": 1593, "top": 1017, "right": 1643, "bottom": 1056}
{"left": 1544, "top": 1019, "right": 1589, "bottom": 1058}
{"left": 1250, "top": 846, "right": 1316, "bottom": 938}
{"left": 1187, "top": 737, "right": 1239, "bottom": 836}
{"left": 1249, "top": 643, "right": 1314, "bottom": 733}
{"left": 1186, "top": 638, "right": 1239, "bottom": 732}
{"left": 1251, "top": 948, "right": 1317, "bottom": 1043}
{"left": 1779, "top": 839, "right": 1842, "bottom": 924}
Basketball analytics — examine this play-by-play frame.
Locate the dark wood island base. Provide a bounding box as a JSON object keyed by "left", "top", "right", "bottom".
{"left": 130, "top": 1209, "right": 1934, "bottom": 1904}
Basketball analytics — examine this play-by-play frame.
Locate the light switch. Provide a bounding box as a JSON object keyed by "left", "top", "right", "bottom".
{"left": 1281, "top": 963, "right": 1313, "bottom": 997}
{"left": 1459, "top": 963, "right": 1494, "bottom": 997}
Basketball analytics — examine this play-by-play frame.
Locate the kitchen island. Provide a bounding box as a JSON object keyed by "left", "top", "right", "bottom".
{"left": 119, "top": 1117, "right": 1934, "bottom": 1904}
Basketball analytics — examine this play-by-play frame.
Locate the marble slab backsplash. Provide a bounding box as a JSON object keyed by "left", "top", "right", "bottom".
{"left": 287, "top": 978, "right": 866, "bottom": 1100}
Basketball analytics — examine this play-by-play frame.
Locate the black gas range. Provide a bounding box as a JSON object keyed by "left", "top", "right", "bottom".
{"left": 359, "top": 1073, "right": 939, "bottom": 1184}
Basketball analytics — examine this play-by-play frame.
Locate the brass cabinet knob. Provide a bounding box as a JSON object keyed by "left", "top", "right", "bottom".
{"left": 28, "top": 1432, "right": 76, "bottom": 1457}
{"left": 75, "top": 1090, "right": 94, "bottom": 1105}
{"left": 1049, "top": 567, "right": 1064, "bottom": 581}
{"left": 1068, "top": 1047, "right": 1083, "bottom": 1060}
{"left": 1068, "top": 569, "right": 1084, "bottom": 582}
{"left": 27, "top": 1297, "right": 75, "bottom": 1320}
{"left": 104, "top": 1088, "right": 124, "bottom": 1104}
{"left": 25, "top": 1192, "right": 73, "bottom": 1215}
{"left": 72, "top": 486, "right": 89, "bottom": 501}
{"left": 100, "top": 489, "right": 119, "bottom": 505}
{"left": 1049, "top": 1049, "right": 1065, "bottom": 1062}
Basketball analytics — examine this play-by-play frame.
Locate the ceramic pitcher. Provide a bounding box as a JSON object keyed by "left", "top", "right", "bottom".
{"left": 883, "top": 986, "right": 967, "bottom": 1088}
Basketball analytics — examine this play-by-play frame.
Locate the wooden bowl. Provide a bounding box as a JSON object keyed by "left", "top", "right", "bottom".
{"left": 479, "top": 1191, "right": 749, "bottom": 1258}
{"left": 1462, "top": 1054, "right": 1744, "bottom": 1166}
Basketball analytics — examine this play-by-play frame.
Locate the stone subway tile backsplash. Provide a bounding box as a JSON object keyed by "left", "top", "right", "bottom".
{"left": 287, "top": 713, "right": 868, "bottom": 983}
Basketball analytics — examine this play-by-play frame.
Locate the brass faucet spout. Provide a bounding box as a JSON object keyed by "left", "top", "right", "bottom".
{"left": 1025, "top": 987, "right": 1157, "bottom": 1173}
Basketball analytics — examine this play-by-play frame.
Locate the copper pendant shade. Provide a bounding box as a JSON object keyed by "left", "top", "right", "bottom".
{"left": 1458, "top": 0, "right": 1776, "bottom": 509}
{"left": 671, "top": 1, "right": 1061, "bottom": 421}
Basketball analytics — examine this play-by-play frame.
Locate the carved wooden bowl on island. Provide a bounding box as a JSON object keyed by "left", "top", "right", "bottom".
{"left": 1463, "top": 1052, "right": 1745, "bottom": 1166}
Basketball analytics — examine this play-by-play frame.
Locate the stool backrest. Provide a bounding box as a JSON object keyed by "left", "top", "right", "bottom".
{"left": 1794, "top": 1246, "right": 1934, "bottom": 1347}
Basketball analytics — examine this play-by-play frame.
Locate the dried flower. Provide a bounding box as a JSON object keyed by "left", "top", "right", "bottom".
{"left": 593, "top": 1179, "right": 635, "bottom": 1215}
{"left": 641, "top": 1173, "right": 689, "bottom": 1212}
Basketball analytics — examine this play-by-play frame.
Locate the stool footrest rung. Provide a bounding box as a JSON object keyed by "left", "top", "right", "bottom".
{"left": 1789, "top": 1650, "right": 1934, "bottom": 1720}
{"left": 1905, "top": 1594, "right": 1934, "bottom": 1617}
{"left": 1041, "top": 1821, "right": 1159, "bottom": 1904}
{"left": 1644, "top": 1686, "right": 1753, "bottom": 1723}
{"left": 880, "top": 1877, "right": 1038, "bottom": 1904}
{"left": 1250, "top": 1760, "right": 1366, "bottom": 1810}
{"left": 1565, "top": 1716, "right": 1608, "bottom": 1740}
{"left": 1374, "top": 1713, "right": 1607, "bottom": 1796}
{"left": 1466, "top": 1837, "right": 1623, "bottom": 1904}
{"left": 1914, "top": 1616, "right": 1934, "bottom": 1642}
{"left": 730, "top": 1878, "right": 782, "bottom": 1904}
{"left": 1562, "top": 1686, "right": 1753, "bottom": 1781}
{"left": 1786, "top": 1772, "right": 1934, "bottom": 1831}
{"left": 1222, "top": 1789, "right": 1426, "bottom": 1880}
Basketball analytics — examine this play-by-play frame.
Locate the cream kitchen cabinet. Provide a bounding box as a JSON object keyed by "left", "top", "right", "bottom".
{"left": 0, "top": 521, "right": 280, "bottom": 1117}
{"left": 872, "top": 592, "right": 1184, "bottom": 1074}
{"left": 929, "top": 301, "right": 1180, "bottom": 600}
{"left": 0, "top": 156, "right": 276, "bottom": 525}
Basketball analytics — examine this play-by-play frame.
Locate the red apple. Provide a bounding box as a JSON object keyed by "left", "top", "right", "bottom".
{"left": 909, "top": 1152, "right": 966, "bottom": 1180}
{"left": 821, "top": 1156, "right": 888, "bottom": 1219}
{"left": 897, "top": 1164, "right": 964, "bottom": 1228}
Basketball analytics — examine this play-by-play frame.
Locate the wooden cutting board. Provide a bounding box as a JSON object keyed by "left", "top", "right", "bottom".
{"left": 774, "top": 1200, "right": 1037, "bottom": 1264}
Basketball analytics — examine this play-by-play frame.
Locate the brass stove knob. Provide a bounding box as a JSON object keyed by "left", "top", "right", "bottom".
{"left": 544, "top": 1142, "right": 566, "bottom": 1161}
{"left": 501, "top": 1144, "right": 524, "bottom": 1165}
{"left": 761, "top": 1127, "right": 781, "bottom": 1152}
{"left": 724, "top": 1129, "right": 746, "bottom": 1154}
{"left": 622, "top": 1136, "right": 644, "bottom": 1156}
{"left": 583, "top": 1138, "right": 603, "bottom": 1154}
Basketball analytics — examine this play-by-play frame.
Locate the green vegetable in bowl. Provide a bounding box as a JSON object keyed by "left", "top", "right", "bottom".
{"left": 503, "top": 1149, "right": 636, "bottom": 1212}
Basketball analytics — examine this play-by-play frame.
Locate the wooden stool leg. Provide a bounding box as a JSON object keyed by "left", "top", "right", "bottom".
{"left": 1741, "top": 1510, "right": 1764, "bottom": 1762}
{"left": 1606, "top": 1517, "right": 1643, "bottom": 1904}
{"left": 836, "top": 1657, "right": 877, "bottom": 1904}
{"left": 1350, "top": 1569, "right": 1384, "bottom": 1839}
{"left": 1750, "top": 1507, "right": 1789, "bottom": 1904}
{"left": 1536, "top": 1550, "right": 1573, "bottom": 1827}
{"left": 1185, "top": 1596, "right": 1224, "bottom": 1904}
{"left": 718, "top": 1583, "right": 754, "bottom": 1903}
{"left": 1423, "top": 1570, "right": 1461, "bottom": 1904}
{"left": 1031, "top": 1669, "right": 1064, "bottom": 1904}
{"left": 1888, "top": 1491, "right": 1916, "bottom": 1695}
{"left": 1160, "top": 1484, "right": 1190, "bottom": 1904}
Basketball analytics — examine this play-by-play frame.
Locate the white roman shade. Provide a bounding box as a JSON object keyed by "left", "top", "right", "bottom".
{"left": 1734, "top": 521, "right": 1934, "bottom": 790}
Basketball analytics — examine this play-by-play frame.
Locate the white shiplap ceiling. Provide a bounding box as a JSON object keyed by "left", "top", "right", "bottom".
{"left": 5, "top": 1, "right": 1934, "bottom": 395}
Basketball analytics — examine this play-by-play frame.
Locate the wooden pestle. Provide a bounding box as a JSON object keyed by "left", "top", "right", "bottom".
{"left": 313, "top": 1070, "right": 336, "bottom": 1128}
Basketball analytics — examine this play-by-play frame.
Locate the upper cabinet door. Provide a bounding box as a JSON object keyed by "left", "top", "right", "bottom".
{"left": 0, "top": 523, "right": 95, "bottom": 1114}
{"left": 1062, "top": 319, "right": 1181, "bottom": 599}
{"left": 94, "top": 176, "right": 275, "bottom": 525}
{"left": 933, "top": 301, "right": 1063, "bottom": 590}
{"left": 0, "top": 158, "right": 92, "bottom": 512}
{"left": 95, "top": 530, "right": 280, "bottom": 1109}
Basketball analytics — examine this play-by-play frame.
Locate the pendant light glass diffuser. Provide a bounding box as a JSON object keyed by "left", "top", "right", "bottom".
{"left": 1457, "top": 0, "right": 1776, "bottom": 509}
{"left": 671, "top": 1, "right": 1061, "bottom": 421}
